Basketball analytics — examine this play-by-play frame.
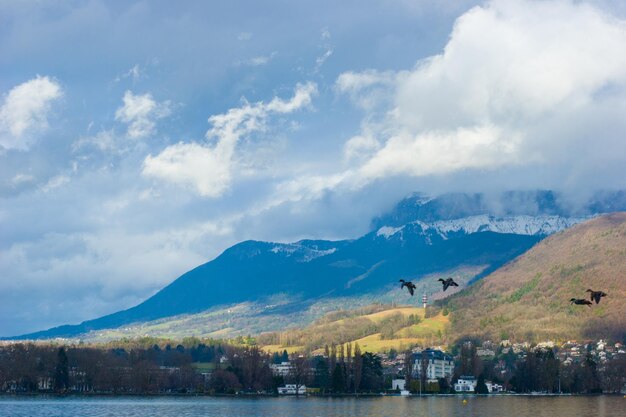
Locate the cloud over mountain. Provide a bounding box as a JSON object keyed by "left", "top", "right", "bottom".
{"left": 338, "top": 0, "right": 626, "bottom": 189}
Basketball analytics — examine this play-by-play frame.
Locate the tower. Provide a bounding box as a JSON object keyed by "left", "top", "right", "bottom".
{"left": 422, "top": 293, "right": 428, "bottom": 309}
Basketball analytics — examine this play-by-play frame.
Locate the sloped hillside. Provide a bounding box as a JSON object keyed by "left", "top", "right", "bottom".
{"left": 258, "top": 305, "right": 450, "bottom": 353}
{"left": 447, "top": 213, "right": 626, "bottom": 342}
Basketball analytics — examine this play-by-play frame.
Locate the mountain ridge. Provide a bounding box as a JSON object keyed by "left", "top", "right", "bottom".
{"left": 10, "top": 190, "right": 623, "bottom": 340}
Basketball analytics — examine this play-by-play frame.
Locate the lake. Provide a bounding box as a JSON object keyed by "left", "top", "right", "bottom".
{"left": 0, "top": 395, "right": 623, "bottom": 417}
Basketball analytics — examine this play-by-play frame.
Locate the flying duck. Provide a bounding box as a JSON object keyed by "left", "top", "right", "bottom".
{"left": 570, "top": 298, "right": 592, "bottom": 307}
{"left": 586, "top": 289, "right": 607, "bottom": 304}
{"left": 399, "top": 279, "right": 416, "bottom": 296}
{"left": 438, "top": 277, "right": 459, "bottom": 292}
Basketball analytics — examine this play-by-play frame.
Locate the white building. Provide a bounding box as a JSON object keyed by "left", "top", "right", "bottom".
{"left": 37, "top": 376, "right": 53, "bottom": 391}
{"left": 454, "top": 376, "right": 503, "bottom": 393}
{"left": 270, "top": 361, "right": 294, "bottom": 377}
{"left": 454, "top": 376, "right": 477, "bottom": 392}
{"left": 413, "top": 349, "right": 454, "bottom": 381}
{"left": 391, "top": 378, "right": 406, "bottom": 391}
{"left": 486, "top": 381, "right": 503, "bottom": 393}
{"left": 277, "top": 384, "right": 306, "bottom": 395}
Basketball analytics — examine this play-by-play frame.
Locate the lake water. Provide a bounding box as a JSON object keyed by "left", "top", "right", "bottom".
{"left": 0, "top": 395, "right": 623, "bottom": 417}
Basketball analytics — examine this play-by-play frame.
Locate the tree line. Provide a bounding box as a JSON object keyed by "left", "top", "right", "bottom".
{"left": 1, "top": 338, "right": 622, "bottom": 395}
{"left": 0, "top": 340, "right": 384, "bottom": 395}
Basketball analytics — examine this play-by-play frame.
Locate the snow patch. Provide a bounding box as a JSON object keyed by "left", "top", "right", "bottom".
{"left": 376, "top": 225, "right": 405, "bottom": 238}
{"left": 270, "top": 243, "right": 336, "bottom": 262}
{"left": 377, "top": 215, "right": 590, "bottom": 240}
{"left": 425, "top": 215, "right": 588, "bottom": 236}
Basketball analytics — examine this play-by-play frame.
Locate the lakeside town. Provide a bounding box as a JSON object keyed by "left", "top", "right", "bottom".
{"left": 1, "top": 337, "right": 624, "bottom": 396}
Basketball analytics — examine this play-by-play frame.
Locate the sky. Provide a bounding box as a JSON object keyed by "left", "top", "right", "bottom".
{"left": 2, "top": 0, "right": 626, "bottom": 337}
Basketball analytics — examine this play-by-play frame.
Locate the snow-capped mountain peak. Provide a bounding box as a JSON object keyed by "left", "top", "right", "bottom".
{"left": 377, "top": 214, "right": 590, "bottom": 240}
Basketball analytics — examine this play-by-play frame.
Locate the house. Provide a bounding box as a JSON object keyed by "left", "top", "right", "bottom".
{"left": 413, "top": 349, "right": 454, "bottom": 381}
{"left": 37, "top": 376, "right": 53, "bottom": 391}
{"left": 486, "top": 381, "right": 503, "bottom": 393}
{"left": 454, "top": 376, "right": 477, "bottom": 392}
{"left": 270, "top": 361, "right": 294, "bottom": 377}
{"left": 391, "top": 378, "right": 406, "bottom": 391}
{"left": 277, "top": 384, "right": 306, "bottom": 395}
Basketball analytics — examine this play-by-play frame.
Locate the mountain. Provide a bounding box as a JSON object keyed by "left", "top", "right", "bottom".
{"left": 372, "top": 189, "right": 626, "bottom": 228}
{"left": 12, "top": 190, "right": 617, "bottom": 340}
{"left": 446, "top": 212, "right": 626, "bottom": 342}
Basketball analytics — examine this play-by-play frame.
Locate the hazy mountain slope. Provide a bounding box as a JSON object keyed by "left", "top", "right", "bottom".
{"left": 447, "top": 213, "right": 626, "bottom": 342}
{"left": 17, "top": 230, "right": 541, "bottom": 339}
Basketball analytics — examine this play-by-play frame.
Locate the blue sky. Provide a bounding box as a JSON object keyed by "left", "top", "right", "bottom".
{"left": 2, "top": 0, "right": 626, "bottom": 337}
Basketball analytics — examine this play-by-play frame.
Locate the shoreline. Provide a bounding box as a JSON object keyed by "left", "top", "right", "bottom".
{"left": 1, "top": 392, "right": 621, "bottom": 399}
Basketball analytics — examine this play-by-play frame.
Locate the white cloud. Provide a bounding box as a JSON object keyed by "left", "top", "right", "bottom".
{"left": 335, "top": 70, "right": 395, "bottom": 93}
{"left": 359, "top": 125, "right": 524, "bottom": 180}
{"left": 336, "top": 0, "right": 626, "bottom": 187}
{"left": 115, "top": 90, "right": 172, "bottom": 139}
{"left": 72, "top": 129, "right": 118, "bottom": 153}
{"left": 143, "top": 82, "right": 317, "bottom": 197}
{"left": 143, "top": 142, "right": 232, "bottom": 198}
{"left": 315, "top": 48, "right": 333, "bottom": 71}
{"left": 10, "top": 173, "right": 35, "bottom": 187}
{"left": 335, "top": 70, "right": 397, "bottom": 110}
{"left": 114, "top": 64, "right": 142, "bottom": 83}
{"left": 0, "top": 75, "right": 63, "bottom": 150}
{"left": 40, "top": 175, "right": 70, "bottom": 193}
{"left": 343, "top": 135, "right": 380, "bottom": 161}
{"left": 314, "top": 28, "right": 333, "bottom": 72}
{"left": 238, "top": 52, "right": 277, "bottom": 67}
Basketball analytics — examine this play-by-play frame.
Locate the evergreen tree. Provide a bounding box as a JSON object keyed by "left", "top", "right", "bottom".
{"left": 476, "top": 373, "right": 489, "bottom": 394}
{"left": 403, "top": 350, "right": 413, "bottom": 391}
{"left": 419, "top": 350, "right": 429, "bottom": 390}
{"left": 313, "top": 356, "right": 329, "bottom": 392}
{"left": 345, "top": 343, "right": 353, "bottom": 391}
{"left": 388, "top": 348, "right": 397, "bottom": 360}
{"left": 458, "top": 341, "right": 479, "bottom": 376}
{"left": 580, "top": 351, "right": 601, "bottom": 393}
{"left": 54, "top": 347, "right": 69, "bottom": 392}
{"left": 360, "top": 352, "right": 383, "bottom": 392}
{"left": 331, "top": 363, "right": 345, "bottom": 393}
{"left": 353, "top": 343, "right": 363, "bottom": 393}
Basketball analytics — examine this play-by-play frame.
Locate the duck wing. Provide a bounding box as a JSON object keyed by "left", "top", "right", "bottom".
{"left": 443, "top": 282, "right": 450, "bottom": 291}
{"left": 408, "top": 286, "right": 414, "bottom": 296}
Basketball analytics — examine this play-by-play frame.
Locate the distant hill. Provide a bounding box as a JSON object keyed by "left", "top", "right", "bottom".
{"left": 447, "top": 213, "right": 626, "bottom": 342}
{"left": 11, "top": 190, "right": 623, "bottom": 341}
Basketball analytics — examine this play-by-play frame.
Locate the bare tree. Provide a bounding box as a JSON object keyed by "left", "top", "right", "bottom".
{"left": 420, "top": 350, "right": 429, "bottom": 394}
{"left": 289, "top": 354, "right": 310, "bottom": 396}
{"left": 353, "top": 343, "right": 362, "bottom": 393}
{"left": 403, "top": 350, "right": 413, "bottom": 391}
